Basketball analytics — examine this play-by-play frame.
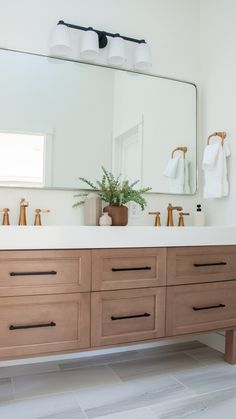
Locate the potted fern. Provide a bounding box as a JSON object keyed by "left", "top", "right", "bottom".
{"left": 73, "top": 167, "right": 151, "bottom": 226}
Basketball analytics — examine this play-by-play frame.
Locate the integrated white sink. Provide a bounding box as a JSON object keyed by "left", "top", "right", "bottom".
{"left": 0, "top": 226, "right": 235, "bottom": 250}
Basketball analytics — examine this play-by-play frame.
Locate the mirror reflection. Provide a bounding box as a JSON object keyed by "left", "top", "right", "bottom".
{"left": 0, "top": 49, "right": 197, "bottom": 194}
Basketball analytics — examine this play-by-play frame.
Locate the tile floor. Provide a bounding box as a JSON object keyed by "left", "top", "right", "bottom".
{"left": 1, "top": 341, "right": 236, "bottom": 418}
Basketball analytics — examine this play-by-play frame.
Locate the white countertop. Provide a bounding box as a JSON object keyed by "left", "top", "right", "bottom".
{"left": 0, "top": 226, "right": 235, "bottom": 250}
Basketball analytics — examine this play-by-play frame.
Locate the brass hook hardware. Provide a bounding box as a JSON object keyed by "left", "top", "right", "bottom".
{"left": 149, "top": 211, "right": 161, "bottom": 227}
{"left": 207, "top": 131, "right": 227, "bottom": 146}
{"left": 0, "top": 208, "right": 10, "bottom": 225}
{"left": 34, "top": 209, "right": 50, "bottom": 226}
{"left": 171, "top": 147, "right": 188, "bottom": 158}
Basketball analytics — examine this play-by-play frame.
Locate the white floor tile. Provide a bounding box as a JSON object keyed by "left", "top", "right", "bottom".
{"left": 0, "top": 378, "right": 14, "bottom": 402}
{"left": 0, "top": 362, "right": 60, "bottom": 379}
{"left": 75, "top": 375, "right": 194, "bottom": 418}
{"left": 109, "top": 352, "right": 202, "bottom": 381}
{"left": 96, "top": 407, "right": 157, "bottom": 419}
{"left": 150, "top": 387, "right": 236, "bottom": 418}
{"left": 0, "top": 393, "right": 84, "bottom": 419}
{"left": 13, "top": 366, "right": 120, "bottom": 400}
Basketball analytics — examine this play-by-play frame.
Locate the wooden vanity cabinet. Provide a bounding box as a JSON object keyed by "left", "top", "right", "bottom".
{"left": 0, "top": 250, "right": 91, "bottom": 296}
{"left": 92, "top": 248, "right": 166, "bottom": 291}
{"left": 91, "top": 287, "right": 166, "bottom": 346}
{"left": 167, "top": 246, "right": 236, "bottom": 285}
{"left": 1, "top": 245, "right": 236, "bottom": 364}
{"left": 0, "top": 293, "right": 90, "bottom": 358}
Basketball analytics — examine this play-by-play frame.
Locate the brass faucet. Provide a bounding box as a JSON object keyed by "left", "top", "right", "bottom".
{"left": 167, "top": 203, "right": 183, "bottom": 226}
{"left": 149, "top": 211, "right": 161, "bottom": 227}
{"left": 19, "top": 198, "right": 29, "bottom": 225}
{"left": 34, "top": 209, "right": 50, "bottom": 226}
{"left": 0, "top": 208, "right": 10, "bottom": 225}
{"left": 178, "top": 212, "right": 190, "bottom": 227}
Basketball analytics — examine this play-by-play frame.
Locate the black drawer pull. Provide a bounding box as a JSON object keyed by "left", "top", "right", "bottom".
{"left": 193, "top": 304, "right": 225, "bottom": 311}
{"left": 10, "top": 270, "right": 57, "bottom": 277}
{"left": 194, "top": 262, "right": 227, "bottom": 267}
{"left": 111, "top": 313, "right": 150, "bottom": 321}
{"left": 9, "top": 321, "right": 56, "bottom": 330}
{"left": 112, "top": 267, "right": 151, "bottom": 272}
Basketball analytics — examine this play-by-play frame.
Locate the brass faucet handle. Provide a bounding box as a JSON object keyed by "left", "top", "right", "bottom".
{"left": 149, "top": 211, "right": 161, "bottom": 227}
{"left": 178, "top": 212, "right": 190, "bottom": 227}
{"left": 34, "top": 209, "right": 50, "bottom": 226}
{"left": 0, "top": 208, "right": 10, "bottom": 225}
{"left": 35, "top": 209, "right": 50, "bottom": 214}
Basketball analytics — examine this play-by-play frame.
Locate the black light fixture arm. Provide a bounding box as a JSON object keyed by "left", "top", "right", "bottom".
{"left": 58, "top": 20, "right": 146, "bottom": 49}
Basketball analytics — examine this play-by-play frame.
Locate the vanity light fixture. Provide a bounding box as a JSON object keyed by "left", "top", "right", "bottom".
{"left": 50, "top": 20, "right": 152, "bottom": 69}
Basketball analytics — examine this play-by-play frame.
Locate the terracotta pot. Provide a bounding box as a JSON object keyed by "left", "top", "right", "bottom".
{"left": 104, "top": 205, "right": 128, "bottom": 226}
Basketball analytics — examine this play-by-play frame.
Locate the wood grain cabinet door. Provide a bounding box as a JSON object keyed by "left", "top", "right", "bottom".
{"left": 91, "top": 288, "right": 166, "bottom": 346}
{"left": 0, "top": 250, "right": 91, "bottom": 296}
{"left": 166, "top": 281, "right": 236, "bottom": 336}
{"left": 92, "top": 248, "right": 166, "bottom": 291}
{"left": 0, "top": 293, "right": 90, "bottom": 359}
{"left": 167, "top": 246, "right": 236, "bottom": 285}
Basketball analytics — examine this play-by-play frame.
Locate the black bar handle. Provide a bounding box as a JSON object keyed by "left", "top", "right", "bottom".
{"left": 111, "top": 313, "right": 150, "bottom": 321}
{"left": 112, "top": 267, "right": 151, "bottom": 272}
{"left": 193, "top": 304, "right": 225, "bottom": 311}
{"left": 194, "top": 262, "right": 227, "bottom": 267}
{"left": 10, "top": 270, "right": 57, "bottom": 277}
{"left": 9, "top": 321, "right": 56, "bottom": 331}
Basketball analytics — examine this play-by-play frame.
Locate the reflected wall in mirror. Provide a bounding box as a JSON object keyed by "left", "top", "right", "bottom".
{"left": 0, "top": 49, "right": 197, "bottom": 194}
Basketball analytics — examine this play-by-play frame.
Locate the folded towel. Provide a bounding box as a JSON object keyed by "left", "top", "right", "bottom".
{"left": 164, "top": 155, "right": 191, "bottom": 194}
{"left": 203, "top": 142, "right": 230, "bottom": 198}
{"left": 163, "top": 155, "right": 180, "bottom": 178}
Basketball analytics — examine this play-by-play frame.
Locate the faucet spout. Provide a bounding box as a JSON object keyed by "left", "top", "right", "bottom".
{"left": 19, "top": 198, "right": 29, "bottom": 226}
{"left": 167, "top": 203, "right": 183, "bottom": 226}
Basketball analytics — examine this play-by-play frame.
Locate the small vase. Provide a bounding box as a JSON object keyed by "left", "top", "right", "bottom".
{"left": 99, "top": 212, "right": 112, "bottom": 226}
{"left": 104, "top": 205, "right": 128, "bottom": 226}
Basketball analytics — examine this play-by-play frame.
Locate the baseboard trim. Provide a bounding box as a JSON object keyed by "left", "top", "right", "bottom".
{"left": 198, "top": 332, "right": 225, "bottom": 353}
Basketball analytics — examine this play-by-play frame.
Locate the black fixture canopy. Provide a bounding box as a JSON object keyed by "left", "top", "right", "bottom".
{"left": 57, "top": 20, "right": 146, "bottom": 49}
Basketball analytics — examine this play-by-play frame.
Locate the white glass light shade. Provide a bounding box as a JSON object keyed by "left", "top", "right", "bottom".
{"left": 134, "top": 42, "right": 152, "bottom": 70}
{"left": 108, "top": 36, "right": 126, "bottom": 66}
{"left": 80, "top": 30, "right": 99, "bottom": 60}
{"left": 50, "top": 24, "right": 72, "bottom": 57}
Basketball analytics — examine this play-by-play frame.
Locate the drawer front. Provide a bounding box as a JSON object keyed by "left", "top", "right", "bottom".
{"left": 0, "top": 293, "right": 90, "bottom": 358}
{"left": 167, "top": 246, "right": 236, "bottom": 285}
{"left": 166, "top": 281, "right": 236, "bottom": 336}
{"left": 91, "top": 288, "right": 166, "bottom": 346}
{"left": 92, "top": 248, "right": 166, "bottom": 291}
{"left": 0, "top": 250, "right": 91, "bottom": 296}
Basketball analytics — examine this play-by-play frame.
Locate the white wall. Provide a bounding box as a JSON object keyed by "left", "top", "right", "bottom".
{"left": 199, "top": 0, "right": 236, "bottom": 226}
{"left": 0, "top": 0, "right": 200, "bottom": 226}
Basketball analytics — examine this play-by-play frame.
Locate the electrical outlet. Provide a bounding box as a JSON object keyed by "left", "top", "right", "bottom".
{"left": 129, "top": 202, "right": 141, "bottom": 218}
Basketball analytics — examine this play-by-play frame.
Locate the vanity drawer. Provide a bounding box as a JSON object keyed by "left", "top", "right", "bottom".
{"left": 91, "top": 288, "right": 166, "bottom": 346}
{"left": 167, "top": 246, "right": 236, "bottom": 285}
{"left": 0, "top": 250, "right": 91, "bottom": 296}
{"left": 166, "top": 281, "right": 236, "bottom": 336}
{"left": 0, "top": 293, "right": 90, "bottom": 359}
{"left": 92, "top": 248, "right": 166, "bottom": 291}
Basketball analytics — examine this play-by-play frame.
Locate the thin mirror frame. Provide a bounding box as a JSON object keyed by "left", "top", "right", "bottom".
{"left": 0, "top": 47, "right": 198, "bottom": 195}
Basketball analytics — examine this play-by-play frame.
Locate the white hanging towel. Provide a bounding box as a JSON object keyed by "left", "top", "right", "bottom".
{"left": 163, "top": 155, "right": 191, "bottom": 194}
{"left": 203, "top": 142, "right": 230, "bottom": 198}
{"left": 163, "top": 155, "right": 180, "bottom": 178}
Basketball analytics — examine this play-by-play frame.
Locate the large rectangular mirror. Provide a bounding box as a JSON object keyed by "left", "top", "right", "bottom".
{"left": 0, "top": 49, "right": 197, "bottom": 194}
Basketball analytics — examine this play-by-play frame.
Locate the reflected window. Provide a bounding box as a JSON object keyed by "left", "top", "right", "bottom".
{"left": 0, "top": 132, "right": 45, "bottom": 187}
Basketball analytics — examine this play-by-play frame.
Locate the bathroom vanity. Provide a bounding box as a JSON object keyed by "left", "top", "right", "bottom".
{"left": 0, "top": 226, "right": 236, "bottom": 364}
